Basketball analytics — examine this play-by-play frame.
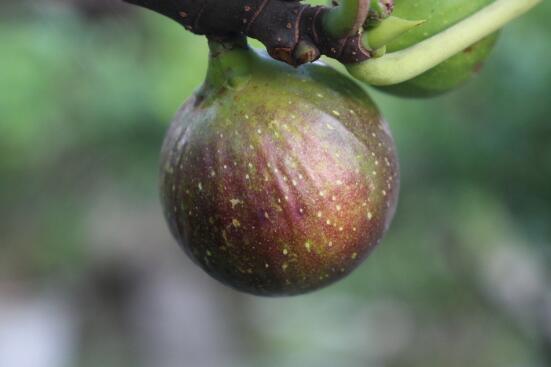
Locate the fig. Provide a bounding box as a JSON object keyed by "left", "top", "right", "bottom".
{"left": 160, "top": 43, "right": 399, "bottom": 296}
{"left": 377, "top": 0, "right": 499, "bottom": 97}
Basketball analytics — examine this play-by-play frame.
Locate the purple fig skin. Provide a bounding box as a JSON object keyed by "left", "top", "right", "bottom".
{"left": 160, "top": 52, "right": 399, "bottom": 296}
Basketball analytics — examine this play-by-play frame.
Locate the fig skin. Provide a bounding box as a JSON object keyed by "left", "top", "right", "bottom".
{"left": 378, "top": 0, "right": 499, "bottom": 97}
{"left": 160, "top": 51, "right": 399, "bottom": 296}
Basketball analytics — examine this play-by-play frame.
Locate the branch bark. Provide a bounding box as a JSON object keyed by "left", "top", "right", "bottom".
{"left": 123, "top": 0, "right": 372, "bottom": 66}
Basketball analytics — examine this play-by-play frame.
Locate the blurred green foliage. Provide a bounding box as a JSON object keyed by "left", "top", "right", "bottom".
{"left": 0, "top": 1, "right": 550, "bottom": 367}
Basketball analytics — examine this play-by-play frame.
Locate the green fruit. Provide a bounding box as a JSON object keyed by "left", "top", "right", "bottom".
{"left": 378, "top": 0, "right": 499, "bottom": 97}
{"left": 160, "top": 49, "right": 399, "bottom": 296}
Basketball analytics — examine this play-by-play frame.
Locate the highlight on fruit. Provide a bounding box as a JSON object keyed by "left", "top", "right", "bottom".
{"left": 121, "top": 0, "right": 541, "bottom": 295}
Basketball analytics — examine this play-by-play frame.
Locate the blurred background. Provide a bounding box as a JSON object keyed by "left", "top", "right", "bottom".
{"left": 1, "top": 0, "right": 550, "bottom": 366}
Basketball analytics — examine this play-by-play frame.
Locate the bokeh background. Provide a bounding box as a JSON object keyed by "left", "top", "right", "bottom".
{"left": 1, "top": 1, "right": 550, "bottom": 366}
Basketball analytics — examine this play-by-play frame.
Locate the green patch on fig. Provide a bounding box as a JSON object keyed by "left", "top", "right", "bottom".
{"left": 378, "top": 0, "right": 499, "bottom": 97}
{"left": 160, "top": 48, "right": 399, "bottom": 296}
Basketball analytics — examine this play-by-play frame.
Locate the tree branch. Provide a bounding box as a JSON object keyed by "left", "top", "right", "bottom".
{"left": 123, "top": 0, "right": 373, "bottom": 66}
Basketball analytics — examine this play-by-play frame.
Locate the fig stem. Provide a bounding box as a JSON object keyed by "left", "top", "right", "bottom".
{"left": 324, "top": 0, "right": 371, "bottom": 38}
{"left": 347, "top": 0, "right": 542, "bottom": 86}
{"left": 204, "top": 37, "right": 254, "bottom": 90}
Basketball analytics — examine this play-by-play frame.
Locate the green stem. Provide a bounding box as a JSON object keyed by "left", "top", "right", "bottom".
{"left": 364, "top": 16, "right": 425, "bottom": 51}
{"left": 347, "top": 0, "right": 542, "bottom": 86}
{"left": 365, "top": 0, "right": 394, "bottom": 26}
{"left": 204, "top": 37, "right": 254, "bottom": 90}
{"left": 324, "top": 0, "right": 371, "bottom": 38}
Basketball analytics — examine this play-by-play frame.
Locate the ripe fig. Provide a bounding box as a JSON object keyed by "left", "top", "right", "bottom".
{"left": 160, "top": 43, "right": 399, "bottom": 296}
{"left": 378, "top": 0, "right": 498, "bottom": 97}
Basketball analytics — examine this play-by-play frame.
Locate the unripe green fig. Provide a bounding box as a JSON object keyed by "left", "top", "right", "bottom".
{"left": 160, "top": 45, "right": 399, "bottom": 296}
{"left": 378, "top": 0, "right": 499, "bottom": 97}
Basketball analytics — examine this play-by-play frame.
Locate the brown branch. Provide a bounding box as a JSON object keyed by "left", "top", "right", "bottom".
{"left": 123, "top": 0, "right": 372, "bottom": 66}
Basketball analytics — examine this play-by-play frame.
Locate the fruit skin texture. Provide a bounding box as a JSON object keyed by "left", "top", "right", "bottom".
{"left": 160, "top": 51, "right": 399, "bottom": 296}
{"left": 378, "top": 0, "right": 499, "bottom": 97}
